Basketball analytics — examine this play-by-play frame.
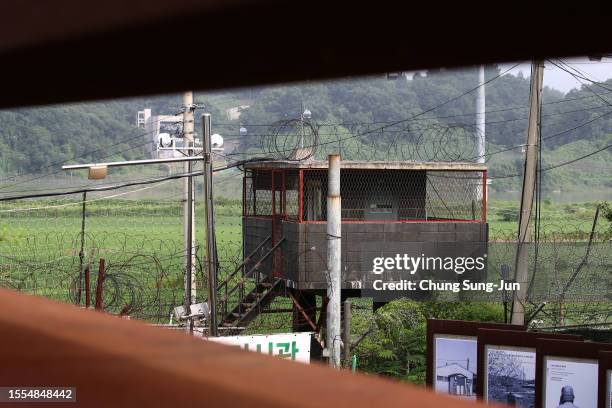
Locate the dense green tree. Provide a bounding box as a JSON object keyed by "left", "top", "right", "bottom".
{"left": 352, "top": 300, "right": 503, "bottom": 383}
{"left": 1, "top": 67, "right": 610, "bottom": 193}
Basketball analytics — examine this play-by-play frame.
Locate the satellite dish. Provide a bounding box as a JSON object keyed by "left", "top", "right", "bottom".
{"left": 158, "top": 132, "right": 173, "bottom": 148}
{"left": 211, "top": 133, "right": 224, "bottom": 148}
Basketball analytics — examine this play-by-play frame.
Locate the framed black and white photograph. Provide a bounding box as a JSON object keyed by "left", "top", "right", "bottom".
{"left": 598, "top": 351, "right": 612, "bottom": 408}
{"left": 487, "top": 345, "right": 536, "bottom": 406}
{"left": 609, "top": 370, "right": 611, "bottom": 408}
{"left": 434, "top": 335, "right": 478, "bottom": 398}
{"left": 426, "top": 319, "right": 525, "bottom": 398}
{"left": 476, "top": 329, "right": 581, "bottom": 407}
{"left": 536, "top": 339, "right": 612, "bottom": 408}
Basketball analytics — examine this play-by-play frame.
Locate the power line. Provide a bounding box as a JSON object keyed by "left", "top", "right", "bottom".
{"left": 0, "top": 158, "right": 269, "bottom": 202}
{"left": 213, "top": 65, "right": 523, "bottom": 160}
{"left": 0, "top": 166, "right": 191, "bottom": 196}
{"left": 0, "top": 171, "right": 200, "bottom": 201}
{"left": 542, "top": 109, "right": 612, "bottom": 142}
{"left": 0, "top": 117, "right": 179, "bottom": 188}
{"left": 0, "top": 180, "right": 174, "bottom": 213}
{"left": 0, "top": 147, "right": 253, "bottom": 197}
{"left": 489, "top": 143, "right": 611, "bottom": 179}
{"left": 4, "top": 61, "right": 606, "bottom": 189}
{"left": 218, "top": 89, "right": 612, "bottom": 128}
{"left": 0, "top": 140, "right": 153, "bottom": 192}
{"left": 541, "top": 143, "right": 611, "bottom": 171}
{"left": 430, "top": 143, "right": 612, "bottom": 180}
{"left": 218, "top": 103, "right": 612, "bottom": 140}
{"left": 4, "top": 61, "right": 609, "bottom": 191}
{"left": 221, "top": 103, "right": 612, "bottom": 164}
{"left": 549, "top": 59, "right": 612, "bottom": 94}
{"left": 14, "top": 140, "right": 606, "bottom": 199}
{"left": 552, "top": 60, "right": 612, "bottom": 112}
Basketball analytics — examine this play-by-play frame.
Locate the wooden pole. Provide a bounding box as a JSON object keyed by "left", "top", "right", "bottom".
{"left": 95, "top": 258, "right": 106, "bottom": 311}
{"left": 343, "top": 300, "right": 351, "bottom": 368}
{"left": 511, "top": 60, "right": 544, "bottom": 326}
{"left": 203, "top": 113, "right": 218, "bottom": 336}
{"left": 85, "top": 262, "right": 91, "bottom": 309}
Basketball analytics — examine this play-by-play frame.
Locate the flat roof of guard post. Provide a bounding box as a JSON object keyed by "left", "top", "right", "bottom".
{"left": 243, "top": 160, "right": 487, "bottom": 171}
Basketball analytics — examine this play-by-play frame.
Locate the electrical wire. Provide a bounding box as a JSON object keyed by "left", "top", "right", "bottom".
{"left": 0, "top": 180, "right": 174, "bottom": 213}
{"left": 0, "top": 158, "right": 270, "bottom": 202}
{"left": 0, "top": 116, "right": 180, "bottom": 189}
{"left": 549, "top": 59, "right": 612, "bottom": 93}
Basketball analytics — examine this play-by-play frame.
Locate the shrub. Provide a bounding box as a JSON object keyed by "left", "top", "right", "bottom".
{"left": 499, "top": 209, "right": 519, "bottom": 222}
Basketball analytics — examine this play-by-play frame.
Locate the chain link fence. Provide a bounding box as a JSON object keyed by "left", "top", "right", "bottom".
{"left": 0, "top": 158, "right": 610, "bottom": 337}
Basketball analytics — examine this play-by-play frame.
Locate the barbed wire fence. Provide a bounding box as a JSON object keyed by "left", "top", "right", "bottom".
{"left": 0, "top": 119, "right": 609, "bottom": 342}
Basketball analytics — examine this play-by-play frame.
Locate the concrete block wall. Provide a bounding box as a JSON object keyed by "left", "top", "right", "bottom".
{"left": 243, "top": 218, "right": 488, "bottom": 291}
{"left": 295, "top": 222, "right": 488, "bottom": 290}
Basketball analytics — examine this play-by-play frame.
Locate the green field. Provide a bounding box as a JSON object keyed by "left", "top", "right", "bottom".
{"left": 0, "top": 198, "right": 243, "bottom": 321}
{"left": 486, "top": 199, "right": 610, "bottom": 238}
{"left": 0, "top": 196, "right": 610, "bottom": 382}
{"left": 0, "top": 197, "right": 610, "bottom": 324}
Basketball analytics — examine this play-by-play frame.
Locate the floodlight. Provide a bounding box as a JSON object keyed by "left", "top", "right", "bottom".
{"left": 211, "top": 133, "right": 224, "bottom": 148}
{"left": 158, "top": 132, "right": 173, "bottom": 149}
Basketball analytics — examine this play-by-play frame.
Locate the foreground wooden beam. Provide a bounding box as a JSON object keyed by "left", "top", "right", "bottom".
{"left": 0, "top": 288, "right": 484, "bottom": 407}
{"left": 0, "top": 1, "right": 609, "bottom": 109}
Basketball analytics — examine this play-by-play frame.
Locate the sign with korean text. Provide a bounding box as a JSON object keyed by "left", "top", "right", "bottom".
{"left": 207, "top": 332, "right": 312, "bottom": 363}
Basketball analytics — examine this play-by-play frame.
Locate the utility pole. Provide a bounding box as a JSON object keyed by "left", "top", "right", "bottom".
{"left": 511, "top": 60, "right": 544, "bottom": 326}
{"left": 203, "top": 113, "right": 218, "bottom": 336}
{"left": 327, "top": 154, "right": 341, "bottom": 368}
{"left": 183, "top": 91, "right": 196, "bottom": 312}
{"left": 476, "top": 65, "right": 486, "bottom": 164}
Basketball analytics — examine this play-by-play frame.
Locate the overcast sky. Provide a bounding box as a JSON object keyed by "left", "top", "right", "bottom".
{"left": 499, "top": 57, "right": 612, "bottom": 94}
{"left": 404, "top": 57, "right": 612, "bottom": 95}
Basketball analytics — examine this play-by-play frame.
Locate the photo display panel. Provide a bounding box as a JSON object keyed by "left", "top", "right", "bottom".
{"left": 477, "top": 328, "right": 582, "bottom": 406}
{"left": 485, "top": 345, "right": 536, "bottom": 407}
{"left": 544, "top": 356, "right": 598, "bottom": 408}
{"left": 426, "top": 319, "right": 526, "bottom": 396}
{"left": 607, "top": 369, "right": 611, "bottom": 408}
{"left": 434, "top": 334, "right": 478, "bottom": 399}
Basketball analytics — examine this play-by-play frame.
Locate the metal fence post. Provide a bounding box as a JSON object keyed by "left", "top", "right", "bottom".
{"left": 77, "top": 191, "right": 87, "bottom": 305}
